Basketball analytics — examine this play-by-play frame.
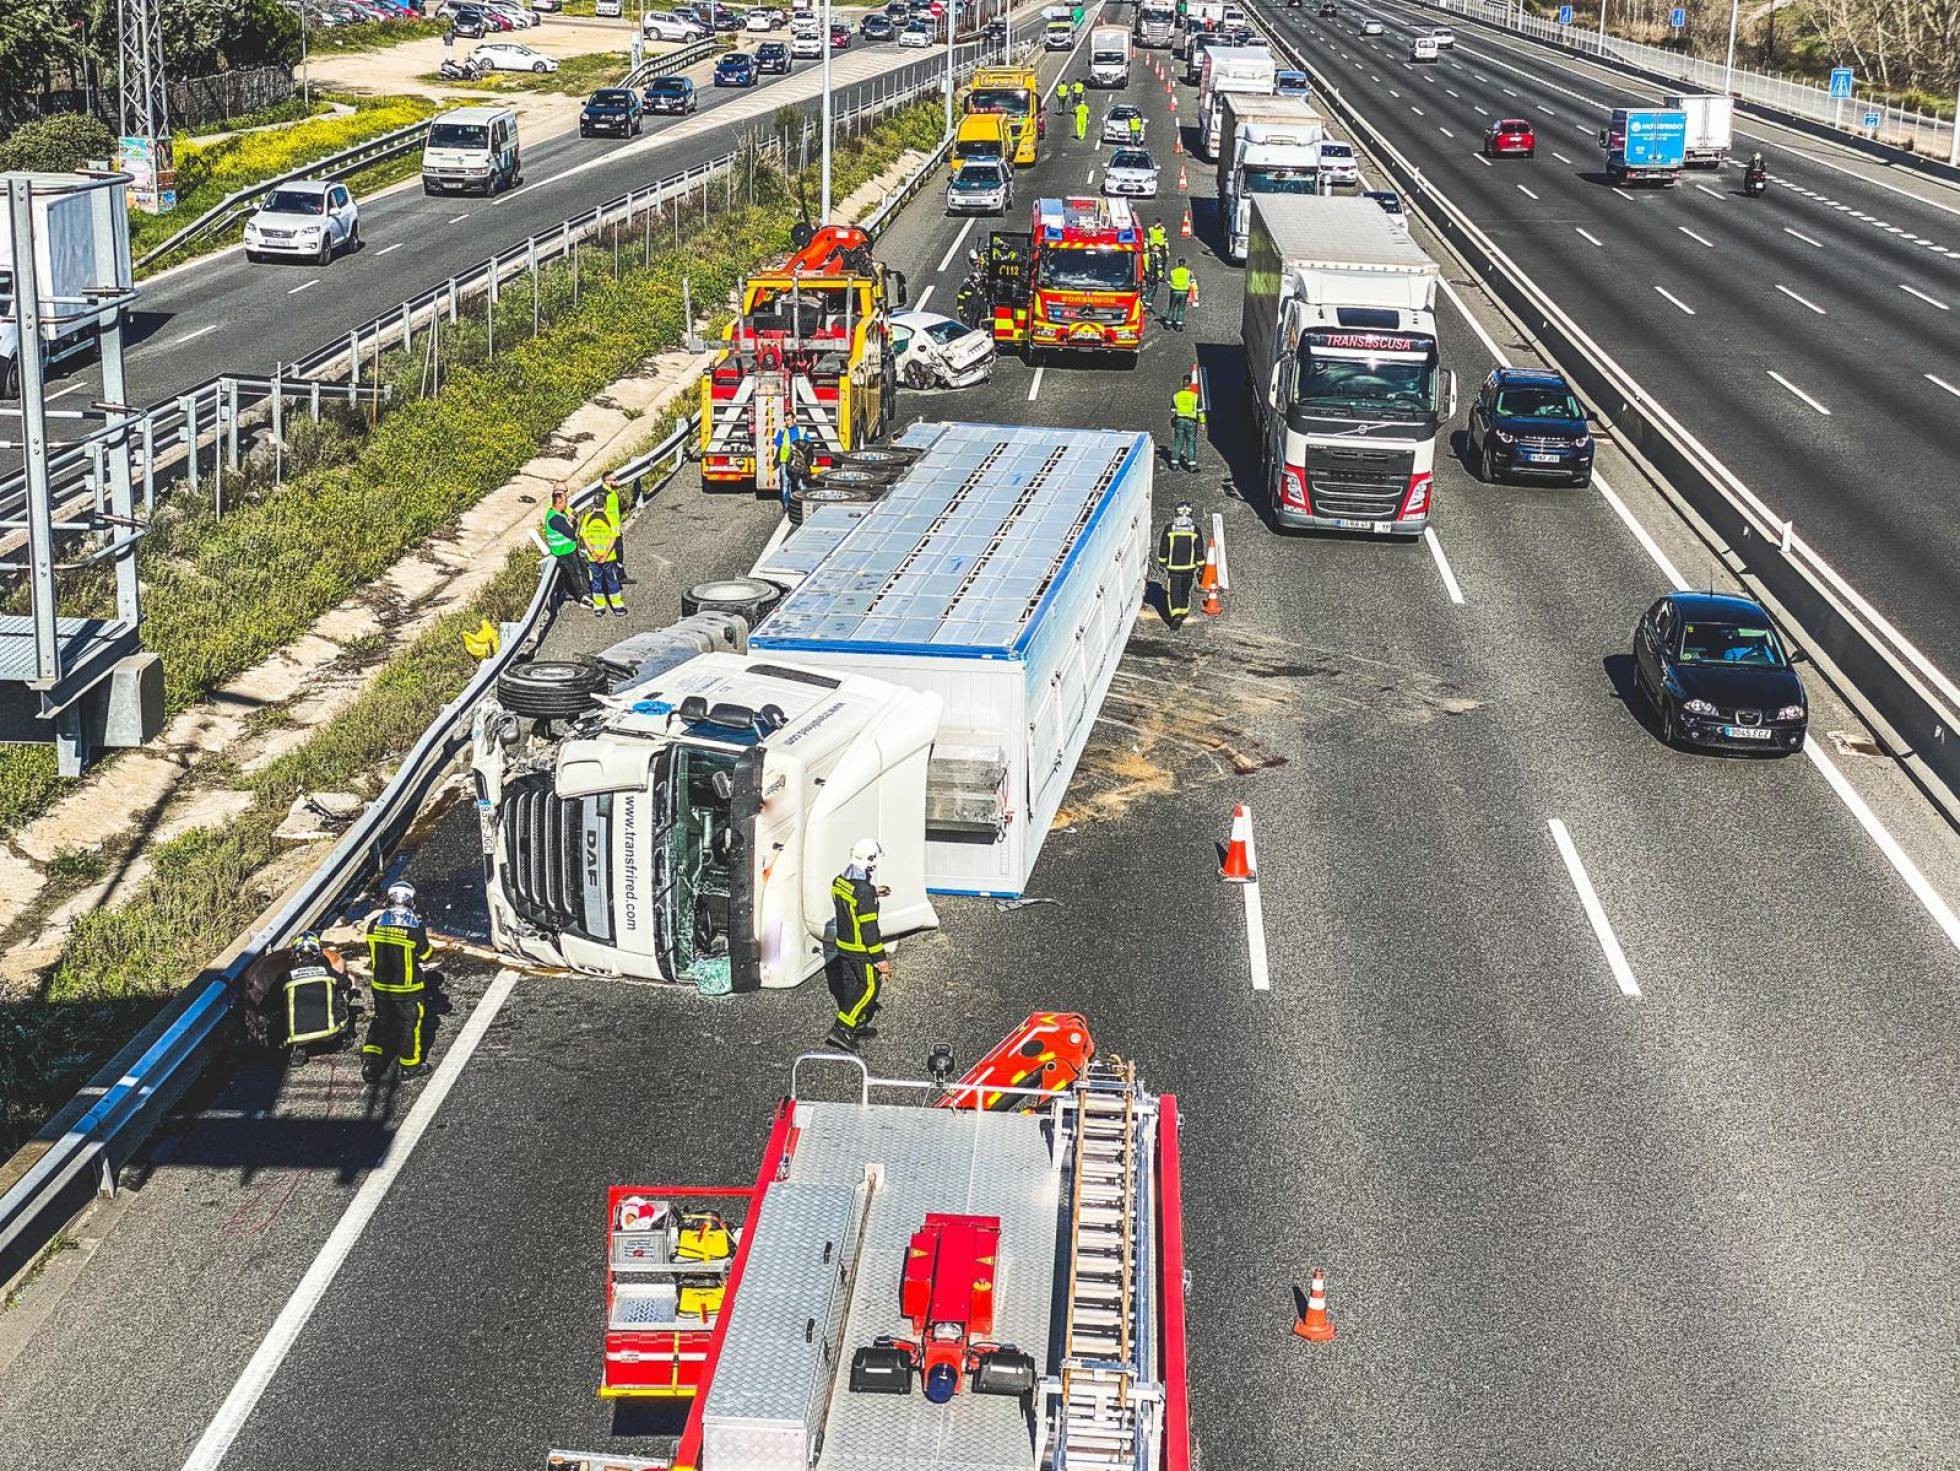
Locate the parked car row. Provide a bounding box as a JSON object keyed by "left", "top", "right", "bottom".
{"left": 278, "top": 0, "right": 425, "bottom": 29}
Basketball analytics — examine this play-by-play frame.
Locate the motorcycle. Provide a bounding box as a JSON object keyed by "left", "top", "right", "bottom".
{"left": 1744, "top": 170, "right": 1769, "bottom": 197}
{"left": 439, "top": 56, "right": 485, "bottom": 81}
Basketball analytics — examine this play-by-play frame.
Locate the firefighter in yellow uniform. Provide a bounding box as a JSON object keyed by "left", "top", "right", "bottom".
{"left": 824, "top": 839, "right": 892, "bottom": 1054}
{"left": 363, "top": 881, "right": 436, "bottom": 1082}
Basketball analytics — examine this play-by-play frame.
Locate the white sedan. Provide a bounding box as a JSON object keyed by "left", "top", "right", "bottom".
{"left": 644, "top": 11, "right": 709, "bottom": 36}
{"left": 898, "top": 20, "right": 932, "bottom": 46}
{"left": 1101, "top": 146, "right": 1159, "bottom": 198}
{"left": 1101, "top": 103, "right": 1145, "bottom": 144}
{"left": 744, "top": 9, "right": 773, "bottom": 29}
{"left": 891, "top": 310, "right": 995, "bottom": 389}
{"left": 472, "top": 41, "right": 559, "bottom": 71}
{"left": 791, "top": 29, "right": 822, "bottom": 55}
{"left": 1316, "top": 138, "right": 1360, "bottom": 186}
{"left": 243, "top": 180, "right": 360, "bottom": 264}
{"left": 1361, "top": 17, "right": 1384, "bottom": 33}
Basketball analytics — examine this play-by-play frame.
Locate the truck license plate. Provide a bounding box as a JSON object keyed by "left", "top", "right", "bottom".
{"left": 1723, "top": 725, "right": 1772, "bottom": 741}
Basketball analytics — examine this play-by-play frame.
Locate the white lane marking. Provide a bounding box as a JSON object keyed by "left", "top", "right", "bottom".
{"left": 1026, "top": 365, "right": 1045, "bottom": 402}
{"left": 1548, "top": 819, "right": 1641, "bottom": 1000}
{"left": 1694, "top": 183, "right": 1724, "bottom": 198}
{"left": 1678, "top": 225, "right": 1715, "bottom": 248}
{"left": 1775, "top": 283, "right": 1826, "bottom": 315}
{"left": 912, "top": 284, "right": 933, "bottom": 311}
{"left": 1244, "top": 876, "right": 1270, "bottom": 991}
{"left": 1447, "top": 87, "right": 1459, "bottom": 97}
{"left": 1575, "top": 227, "right": 1603, "bottom": 246}
{"left": 1502, "top": 87, "right": 1517, "bottom": 97}
{"left": 178, "top": 969, "right": 522, "bottom": 1471}
{"left": 1552, "top": 149, "right": 1573, "bottom": 163}
{"left": 1438, "top": 125, "right": 1454, "bottom": 138}
{"left": 1803, "top": 742, "right": 1960, "bottom": 954}
{"left": 1439, "top": 275, "right": 1508, "bottom": 366}
{"left": 1926, "top": 373, "right": 1960, "bottom": 399}
{"left": 45, "top": 383, "right": 86, "bottom": 401}
{"left": 1899, "top": 283, "right": 1949, "bottom": 310}
{"left": 1613, "top": 188, "right": 1636, "bottom": 202}
{"left": 375, "top": 242, "right": 405, "bottom": 256}
{"left": 1653, "top": 285, "right": 1696, "bottom": 315}
{"left": 1411, "top": 105, "right": 1424, "bottom": 116}
{"left": 1424, "top": 526, "right": 1464, "bottom": 604}
{"left": 1784, "top": 226, "right": 1825, "bottom": 248}
{"left": 936, "top": 217, "right": 976, "bottom": 273}
{"left": 1596, "top": 471, "right": 1687, "bottom": 588}
{"left": 448, "top": 212, "right": 471, "bottom": 224}
{"left": 1475, "top": 153, "right": 1492, "bottom": 167}
{"left": 1536, "top": 104, "right": 1555, "bottom": 116}
{"left": 286, "top": 279, "right": 320, "bottom": 295}
{"left": 171, "top": 324, "right": 221, "bottom": 347}
{"left": 1767, "top": 370, "right": 1831, "bottom": 414}
{"left": 1517, "top": 183, "right": 1539, "bottom": 200}
{"left": 1390, "top": 88, "right": 1401, "bottom": 97}
{"left": 1087, "top": 168, "right": 1096, "bottom": 183}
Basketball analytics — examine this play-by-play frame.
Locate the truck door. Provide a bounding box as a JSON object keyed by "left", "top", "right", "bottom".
{"left": 987, "top": 231, "right": 1032, "bottom": 344}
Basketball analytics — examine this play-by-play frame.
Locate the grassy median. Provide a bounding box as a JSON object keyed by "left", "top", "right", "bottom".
{"left": 0, "top": 99, "right": 946, "bottom": 1155}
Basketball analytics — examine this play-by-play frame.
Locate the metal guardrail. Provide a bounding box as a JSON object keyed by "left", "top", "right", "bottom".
{"left": 623, "top": 32, "right": 731, "bottom": 90}
{"left": 133, "top": 120, "right": 435, "bottom": 273}
{"left": 1266, "top": 24, "right": 1960, "bottom": 805}
{"left": 0, "top": 56, "right": 1001, "bottom": 1288}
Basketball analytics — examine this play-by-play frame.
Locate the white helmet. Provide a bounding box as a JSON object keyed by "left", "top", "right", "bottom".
{"left": 386, "top": 880, "right": 417, "bottom": 908}
{"left": 850, "top": 838, "right": 883, "bottom": 868}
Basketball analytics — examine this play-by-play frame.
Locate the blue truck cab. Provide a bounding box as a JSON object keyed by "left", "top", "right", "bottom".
{"left": 1598, "top": 107, "right": 1687, "bottom": 187}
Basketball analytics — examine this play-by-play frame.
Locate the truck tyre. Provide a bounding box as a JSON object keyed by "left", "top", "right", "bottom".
{"left": 815, "top": 468, "right": 897, "bottom": 490}
{"left": 681, "top": 576, "right": 782, "bottom": 624}
{"left": 788, "top": 480, "right": 885, "bottom": 525}
{"left": 838, "top": 447, "right": 920, "bottom": 471}
{"left": 496, "top": 658, "right": 608, "bottom": 719}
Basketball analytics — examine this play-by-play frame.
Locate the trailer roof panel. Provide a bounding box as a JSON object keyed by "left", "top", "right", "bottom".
{"left": 752, "top": 422, "right": 1147, "bottom": 659}
{"left": 1250, "top": 193, "right": 1439, "bottom": 272}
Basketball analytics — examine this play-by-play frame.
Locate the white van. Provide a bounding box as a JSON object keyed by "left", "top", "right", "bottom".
{"left": 1408, "top": 34, "right": 1440, "bottom": 62}
{"left": 421, "top": 105, "right": 522, "bottom": 196}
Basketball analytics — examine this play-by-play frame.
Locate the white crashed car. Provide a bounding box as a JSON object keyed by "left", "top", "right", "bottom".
{"left": 891, "top": 310, "right": 996, "bottom": 389}
{"left": 1101, "top": 103, "right": 1145, "bottom": 145}
{"left": 1101, "top": 146, "right": 1159, "bottom": 198}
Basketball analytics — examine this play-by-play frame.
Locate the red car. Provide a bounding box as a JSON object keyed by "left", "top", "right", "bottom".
{"left": 1484, "top": 118, "right": 1535, "bottom": 157}
{"left": 829, "top": 21, "right": 851, "bottom": 45}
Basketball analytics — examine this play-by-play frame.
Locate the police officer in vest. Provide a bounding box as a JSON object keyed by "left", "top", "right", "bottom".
{"left": 1144, "top": 218, "right": 1169, "bottom": 298}
{"left": 363, "top": 881, "right": 436, "bottom": 1082}
{"left": 1169, "top": 380, "right": 1206, "bottom": 473}
{"left": 824, "top": 839, "right": 892, "bottom": 1054}
{"left": 1157, "top": 501, "right": 1205, "bottom": 627}
{"left": 1165, "top": 257, "right": 1194, "bottom": 331}
{"left": 542, "top": 483, "right": 590, "bottom": 609}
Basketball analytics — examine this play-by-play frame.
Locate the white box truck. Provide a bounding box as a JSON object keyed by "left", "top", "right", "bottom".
{"left": 1661, "top": 92, "right": 1734, "bottom": 167}
{"left": 1198, "top": 46, "right": 1277, "bottom": 159}
{"left": 472, "top": 422, "right": 1151, "bottom": 991}
{"left": 1241, "top": 195, "right": 1454, "bottom": 536}
{"left": 1215, "top": 94, "right": 1324, "bottom": 261}
{"left": 1089, "top": 25, "right": 1133, "bottom": 86}
{"left": 0, "top": 172, "right": 132, "bottom": 395}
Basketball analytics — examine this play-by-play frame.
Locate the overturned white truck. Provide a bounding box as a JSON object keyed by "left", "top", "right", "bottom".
{"left": 472, "top": 422, "right": 1151, "bottom": 991}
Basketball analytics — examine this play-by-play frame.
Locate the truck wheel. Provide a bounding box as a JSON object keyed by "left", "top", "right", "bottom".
{"left": 814, "top": 467, "right": 898, "bottom": 490}
{"left": 902, "top": 358, "right": 934, "bottom": 389}
{"left": 788, "top": 480, "right": 884, "bottom": 525}
{"left": 496, "top": 658, "right": 608, "bottom": 720}
{"left": 838, "top": 447, "right": 920, "bottom": 470}
{"left": 682, "top": 577, "right": 782, "bottom": 624}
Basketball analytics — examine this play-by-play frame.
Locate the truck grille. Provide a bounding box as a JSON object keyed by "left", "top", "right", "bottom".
{"left": 1304, "top": 443, "right": 1413, "bottom": 520}
{"left": 501, "top": 772, "right": 585, "bottom": 933}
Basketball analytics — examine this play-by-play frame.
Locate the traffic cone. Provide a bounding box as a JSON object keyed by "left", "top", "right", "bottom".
{"left": 1177, "top": 163, "right": 1188, "bottom": 190}
{"left": 1219, "top": 804, "right": 1254, "bottom": 881}
{"left": 1173, "top": 130, "right": 1183, "bottom": 156}
{"left": 1200, "top": 538, "right": 1219, "bottom": 590}
{"left": 1201, "top": 579, "right": 1223, "bottom": 617}
{"left": 1179, "top": 207, "right": 1193, "bottom": 238}
{"left": 1294, "top": 1269, "right": 1337, "bottom": 1343}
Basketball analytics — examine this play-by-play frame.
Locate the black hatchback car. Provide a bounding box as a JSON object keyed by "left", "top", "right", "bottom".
{"left": 861, "top": 12, "right": 894, "bottom": 39}
{"left": 580, "top": 87, "right": 643, "bottom": 137}
{"left": 756, "top": 39, "right": 791, "bottom": 71}
{"left": 1467, "top": 366, "right": 1594, "bottom": 487}
{"left": 1631, "top": 592, "right": 1808, "bottom": 753}
{"left": 642, "top": 75, "right": 698, "bottom": 113}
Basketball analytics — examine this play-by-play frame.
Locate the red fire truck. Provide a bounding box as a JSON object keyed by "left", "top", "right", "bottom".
{"left": 698, "top": 223, "right": 909, "bottom": 490}
{"left": 556, "top": 1013, "right": 1189, "bottom": 1471}
{"left": 987, "top": 197, "right": 1147, "bottom": 360}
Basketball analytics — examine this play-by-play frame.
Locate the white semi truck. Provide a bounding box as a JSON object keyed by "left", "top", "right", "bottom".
{"left": 1214, "top": 94, "right": 1324, "bottom": 261}
{"left": 472, "top": 422, "right": 1151, "bottom": 991}
{"left": 1240, "top": 194, "right": 1453, "bottom": 536}
{"left": 1134, "top": 1, "right": 1176, "bottom": 49}
{"left": 1089, "top": 25, "right": 1132, "bottom": 86}
{"left": 0, "top": 172, "right": 133, "bottom": 397}
{"left": 1197, "top": 46, "right": 1277, "bottom": 159}
{"left": 1661, "top": 92, "right": 1735, "bottom": 167}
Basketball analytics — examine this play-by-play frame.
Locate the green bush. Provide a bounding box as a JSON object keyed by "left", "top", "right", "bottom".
{"left": 0, "top": 114, "right": 117, "bottom": 174}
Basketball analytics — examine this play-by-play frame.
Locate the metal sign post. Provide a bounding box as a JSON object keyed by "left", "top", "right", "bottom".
{"left": 1829, "top": 66, "right": 1854, "bottom": 128}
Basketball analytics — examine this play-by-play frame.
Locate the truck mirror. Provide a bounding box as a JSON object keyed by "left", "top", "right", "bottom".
{"left": 1446, "top": 370, "right": 1458, "bottom": 420}
{"left": 1596, "top": 128, "right": 1609, "bottom": 148}
{"left": 894, "top": 271, "right": 909, "bottom": 307}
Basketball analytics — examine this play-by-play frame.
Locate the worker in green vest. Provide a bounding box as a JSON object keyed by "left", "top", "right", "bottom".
{"left": 1073, "top": 80, "right": 1085, "bottom": 105}
{"left": 1144, "top": 219, "right": 1169, "bottom": 299}
{"left": 1169, "top": 381, "right": 1205, "bottom": 473}
{"left": 1074, "top": 98, "right": 1090, "bottom": 140}
{"left": 580, "top": 502, "right": 625, "bottom": 616}
{"left": 1156, "top": 501, "right": 1206, "bottom": 626}
{"left": 600, "top": 470, "right": 637, "bottom": 584}
{"left": 1165, "top": 257, "right": 1194, "bottom": 330}
{"left": 541, "top": 483, "right": 590, "bottom": 609}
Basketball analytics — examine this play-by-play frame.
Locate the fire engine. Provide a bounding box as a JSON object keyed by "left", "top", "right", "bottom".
{"left": 987, "top": 198, "right": 1146, "bottom": 360}
{"left": 555, "top": 1013, "right": 1191, "bottom": 1471}
{"left": 698, "top": 223, "right": 909, "bottom": 490}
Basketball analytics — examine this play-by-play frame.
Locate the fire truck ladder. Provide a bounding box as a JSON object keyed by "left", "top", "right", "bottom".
{"left": 1057, "top": 1061, "right": 1159, "bottom": 1471}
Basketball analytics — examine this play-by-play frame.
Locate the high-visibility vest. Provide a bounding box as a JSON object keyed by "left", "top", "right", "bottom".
{"left": 602, "top": 484, "right": 623, "bottom": 530}
{"left": 1159, "top": 524, "right": 1204, "bottom": 572}
{"left": 580, "top": 509, "right": 619, "bottom": 562}
{"left": 541, "top": 506, "right": 577, "bottom": 557}
{"left": 1171, "top": 385, "right": 1202, "bottom": 421}
{"left": 1169, "top": 265, "right": 1193, "bottom": 294}
{"left": 1147, "top": 225, "right": 1167, "bottom": 249}
{"left": 284, "top": 962, "right": 345, "bottom": 1046}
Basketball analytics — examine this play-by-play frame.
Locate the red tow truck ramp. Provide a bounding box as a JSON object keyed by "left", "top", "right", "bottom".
{"left": 555, "top": 1018, "right": 1189, "bottom": 1471}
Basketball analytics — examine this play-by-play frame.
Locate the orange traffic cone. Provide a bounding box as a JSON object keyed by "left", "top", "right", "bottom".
{"left": 1173, "top": 130, "right": 1183, "bottom": 156}
{"left": 1169, "top": 94, "right": 1178, "bottom": 114}
{"left": 1201, "top": 580, "right": 1223, "bottom": 617}
{"left": 1219, "top": 804, "right": 1254, "bottom": 881}
{"left": 1177, "top": 163, "right": 1189, "bottom": 190}
{"left": 1294, "top": 1269, "right": 1337, "bottom": 1342}
{"left": 1179, "top": 207, "right": 1193, "bottom": 238}
{"left": 1200, "top": 538, "right": 1219, "bottom": 590}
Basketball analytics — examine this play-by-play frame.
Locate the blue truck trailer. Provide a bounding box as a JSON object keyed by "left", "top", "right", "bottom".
{"left": 1598, "top": 107, "right": 1688, "bottom": 187}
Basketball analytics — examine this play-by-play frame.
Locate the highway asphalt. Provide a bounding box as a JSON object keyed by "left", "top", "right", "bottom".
{"left": 1261, "top": 0, "right": 1960, "bottom": 724}
{"left": 4, "top": 9, "right": 1960, "bottom": 1470}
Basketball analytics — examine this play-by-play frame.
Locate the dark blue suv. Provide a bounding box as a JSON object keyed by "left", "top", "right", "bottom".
{"left": 1466, "top": 367, "right": 1595, "bottom": 487}
{"left": 714, "top": 51, "right": 759, "bottom": 86}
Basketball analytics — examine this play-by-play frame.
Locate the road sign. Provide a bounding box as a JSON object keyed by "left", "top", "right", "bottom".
{"left": 1863, "top": 108, "right": 1882, "bottom": 129}
{"left": 1669, "top": 6, "right": 1684, "bottom": 27}
{"left": 1557, "top": 3, "right": 1571, "bottom": 22}
{"left": 1828, "top": 67, "right": 1854, "bottom": 100}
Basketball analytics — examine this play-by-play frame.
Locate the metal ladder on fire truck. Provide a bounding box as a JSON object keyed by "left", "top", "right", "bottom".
{"left": 1055, "top": 1060, "right": 1161, "bottom": 1471}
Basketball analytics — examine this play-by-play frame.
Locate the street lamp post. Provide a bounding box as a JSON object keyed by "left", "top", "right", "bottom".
{"left": 945, "top": 0, "right": 956, "bottom": 138}
{"left": 1722, "top": 0, "right": 1740, "bottom": 95}
{"left": 820, "top": 0, "right": 833, "bottom": 219}
{"left": 1594, "top": 0, "right": 1606, "bottom": 58}
{"left": 1949, "top": 76, "right": 1960, "bottom": 167}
